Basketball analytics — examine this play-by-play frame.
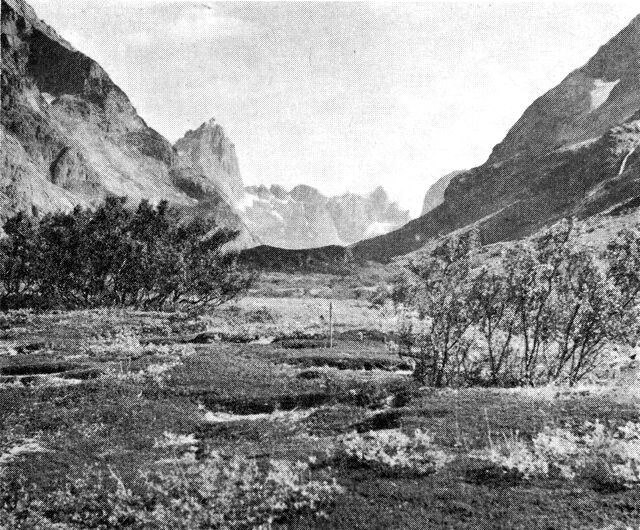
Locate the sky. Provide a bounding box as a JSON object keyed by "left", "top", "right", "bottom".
{"left": 31, "top": 1, "right": 640, "bottom": 217}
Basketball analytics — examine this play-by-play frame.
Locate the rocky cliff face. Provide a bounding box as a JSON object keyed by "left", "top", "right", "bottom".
{"left": 0, "top": 0, "right": 248, "bottom": 240}
{"left": 239, "top": 184, "right": 409, "bottom": 249}
{"left": 353, "top": 14, "right": 640, "bottom": 262}
{"left": 173, "top": 119, "right": 245, "bottom": 207}
{"left": 421, "top": 171, "right": 465, "bottom": 216}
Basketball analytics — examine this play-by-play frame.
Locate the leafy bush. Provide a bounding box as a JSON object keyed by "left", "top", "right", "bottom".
{"left": 389, "top": 230, "right": 479, "bottom": 386}
{"left": 386, "top": 220, "right": 640, "bottom": 386}
{"left": 332, "top": 428, "right": 452, "bottom": 476}
{"left": 0, "top": 450, "right": 343, "bottom": 529}
{"left": 476, "top": 421, "right": 640, "bottom": 489}
{"left": 0, "top": 198, "right": 256, "bottom": 311}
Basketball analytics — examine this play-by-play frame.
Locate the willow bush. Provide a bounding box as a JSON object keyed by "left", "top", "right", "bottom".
{"left": 0, "top": 197, "right": 255, "bottom": 311}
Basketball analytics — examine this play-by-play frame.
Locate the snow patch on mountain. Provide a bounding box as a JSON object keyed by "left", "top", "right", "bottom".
{"left": 590, "top": 78, "right": 620, "bottom": 111}
{"left": 237, "top": 192, "right": 262, "bottom": 211}
{"left": 364, "top": 221, "right": 395, "bottom": 238}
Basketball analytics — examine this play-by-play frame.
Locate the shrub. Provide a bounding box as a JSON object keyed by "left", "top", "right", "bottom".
{"left": 389, "top": 220, "right": 640, "bottom": 387}
{"left": 389, "top": 230, "right": 479, "bottom": 386}
{"left": 0, "top": 198, "right": 256, "bottom": 312}
{"left": 332, "top": 428, "right": 452, "bottom": 476}
{"left": 476, "top": 421, "right": 640, "bottom": 489}
{"left": 0, "top": 450, "right": 343, "bottom": 529}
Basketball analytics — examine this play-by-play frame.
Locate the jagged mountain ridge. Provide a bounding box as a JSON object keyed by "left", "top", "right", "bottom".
{"left": 352, "top": 14, "right": 640, "bottom": 262}
{"left": 0, "top": 0, "right": 247, "bottom": 239}
{"left": 239, "top": 184, "right": 410, "bottom": 249}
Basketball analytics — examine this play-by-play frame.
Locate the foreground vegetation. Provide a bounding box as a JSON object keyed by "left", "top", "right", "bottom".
{"left": 381, "top": 220, "right": 640, "bottom": 387}
{"left": 1, "top": 215, "right": 639, "bottom": 527}
{"left": 0, "top": 197, "right": 254, "bottom": 311}
{"left": 1, "top": 304, "right": 639, "bottom": 529}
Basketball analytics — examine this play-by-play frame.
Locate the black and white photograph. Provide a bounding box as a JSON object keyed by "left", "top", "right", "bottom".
{"left": 0, "top": 0, "right": 639, "bottom": 528}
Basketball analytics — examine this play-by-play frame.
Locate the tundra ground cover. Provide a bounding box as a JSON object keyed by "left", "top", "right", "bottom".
{"left": 0, "top": 304, "right": 639, "bottom": 529}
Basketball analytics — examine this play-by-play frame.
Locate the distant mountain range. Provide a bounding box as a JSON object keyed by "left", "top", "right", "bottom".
{"left": 240, "top": 184, "right": 409, "bottom": 248}
{"left": 352, "top": 14, "right": 640, "bottom": 261}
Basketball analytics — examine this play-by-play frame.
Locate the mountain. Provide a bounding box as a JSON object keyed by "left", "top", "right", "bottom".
{"left": 173, "top": 119, "right": 244, "bottom": 207}
{"left": 328, "top": 186, "right": 410, "bottom": 242}
{"left": 0, "top": 0, "right": 405, "bottom": 250}
{"left": 489, "top": 14, "right": 640, "bottom": 164}
{"left": 352, "top": 14, "right": 640, "bottom": 262}
{"left": 238, "top": 184, "right": 410, "bottom": 249}
{"left": 0, "top": 0, "right": 245, "bottom": 237}
{"left": 421, "top": 171, "right": 465, "bottom": 216}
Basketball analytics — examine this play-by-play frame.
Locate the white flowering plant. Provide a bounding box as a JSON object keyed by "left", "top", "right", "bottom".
{"left": 477, "top": 421, "right": 640, "bottom": 488}
{"left": 333, "top": 428, "right": 452, "bottom": 476}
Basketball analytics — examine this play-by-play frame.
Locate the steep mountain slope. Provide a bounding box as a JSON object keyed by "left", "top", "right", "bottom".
{"left": 239, "top": 184, "right": 409, "bottom": 249}
{"left": 490, "top": 14, "right": 640, "bottom": 164}
{"left": 352, "top": 14, "right": 640, "bottom": 262}
{"left": 421, "top": 170, "right": 465, "bottom": 216}
{"left": 0, "top": 0, "right": 244, "bottom": 236}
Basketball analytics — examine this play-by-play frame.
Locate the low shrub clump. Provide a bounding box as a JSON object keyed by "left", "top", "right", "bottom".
{"left": 332, "top": 428, "right": 452, "bottom": 476}
{"left": 89, "top": 329, "right": 195, "bottom": 361}
{"left": 0, "top": 197, "right": 255, "bottom": 311}
{"left": 476, "top": 421, "right": 640, "bottom": 489}
{"left": 0, "top": 450, "right": 343, "bottom": 529}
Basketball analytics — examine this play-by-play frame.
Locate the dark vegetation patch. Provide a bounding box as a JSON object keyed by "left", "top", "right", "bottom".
{"left": 191, "top": 331, "right": 257, "bottom": 344}
{"left": 198, "top": 383, "right": 411, "bottom": 416}
{"left": 192, "top": 331, "right": 332, "bottom": 345}
{"left": 0, "top": 361, "right": 83, "bottom": 376}
{"left": 203, "top": 392, "right": 334, "bottom": 415}
{"left": 282, "top": 354, "right": 413, "bottom": 371}
{"left": 459, "top": 458, "right": 525, "bottom": 487}
{"left": 609, "top": 196, "right": 640, "bottom": 216}
{"left": 239, "top": 244, "right": 357, "bottom": 274}
{"left": 0, "top": 366, "right": 103, "bottom": 385}
{"left": 269, "top": 331, "right": 391, "bottom": 348}
{"left": 296, "top": 369, "right": 323, "bottom": 380}
{"left": 351, "top": 410, "right": 402, "bottom": 432}
{"left": 277, "top": 338, "right": 327, "bottom": 349}
{"left": 14, "top": 341, "right": 51, "bottom": 354}
{"left": 336, "top": 329, "right": 389, "bottom": 342}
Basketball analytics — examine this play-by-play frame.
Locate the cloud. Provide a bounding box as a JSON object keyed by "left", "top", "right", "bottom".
{"left": 166, "top": 7, "right": 263, "bottom": 42}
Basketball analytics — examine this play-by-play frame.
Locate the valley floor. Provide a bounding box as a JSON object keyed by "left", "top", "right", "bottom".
{"left": 0, "top": 301, "right": 639, "bottom": 529}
